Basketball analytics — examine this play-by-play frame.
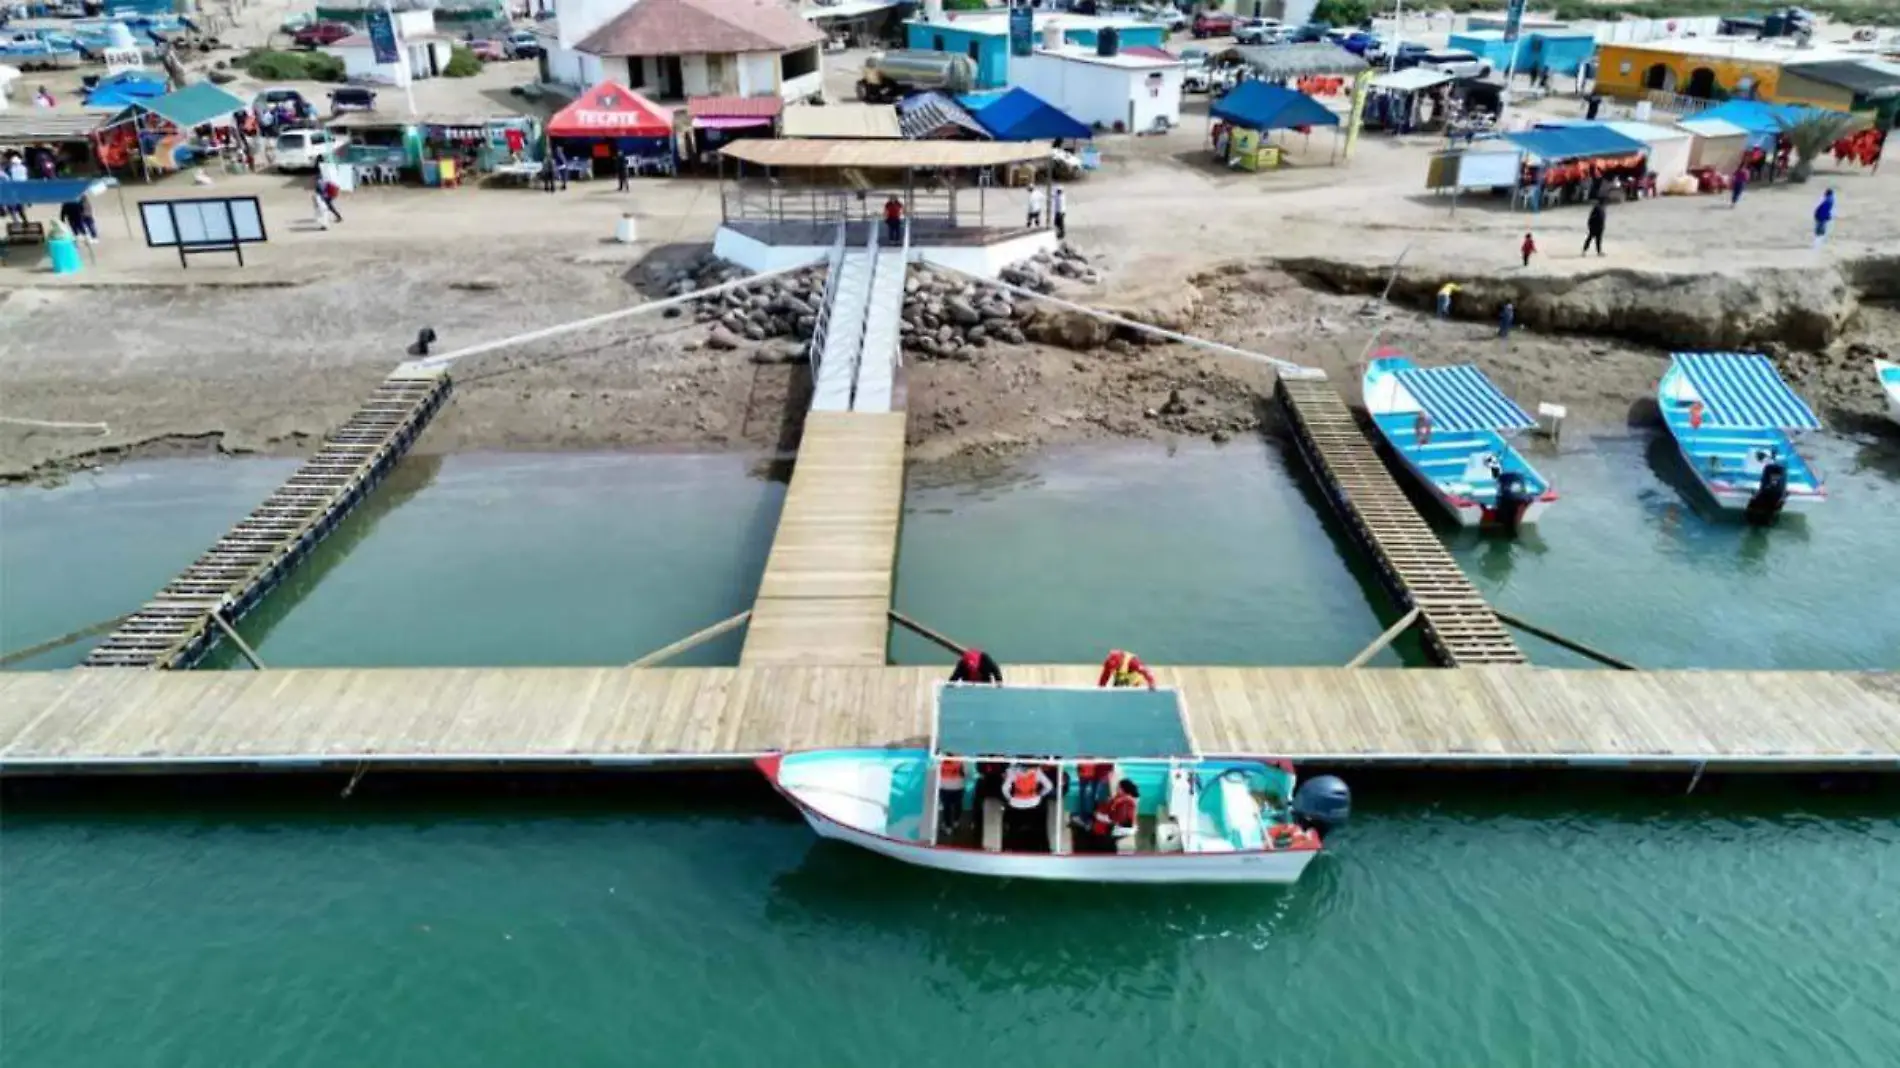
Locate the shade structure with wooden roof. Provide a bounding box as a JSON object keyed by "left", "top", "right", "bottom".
{"left": 0, "top": 112, "right": 111, "bottom": 146}
{"left": 719, "top": 139, "right": 1049, "bottom": 168}
{"left": 547, "top": 81, "right": 673, "bottom": 139}
{"left": 780, "top": 103, "right": 900, "bottom": 140}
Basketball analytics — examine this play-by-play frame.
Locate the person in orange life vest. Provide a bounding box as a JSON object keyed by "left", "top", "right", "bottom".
{"left": 1075, "top": 761, "right": 1115, "bottom": 817}
{"left": 1001, "top": 761, "right": 1056, "bottom": 850}
{"left": 1003, "top": 763, "right": 1054, "bottom": 810}
{"left": 937, "top": 757, "right": 969, "bottom": 833}
{"left": 1097, "top": 649, "right": 1156, "bottom": 690}
{"left": 1072, "top": 779, "right": 1140, "bottom": 852}
{"left": 948, "top": 649, "right": 1003, "bottom": 685}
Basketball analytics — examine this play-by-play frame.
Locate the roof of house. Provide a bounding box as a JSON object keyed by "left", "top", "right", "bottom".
{"left": 327, "top": 32, "right": 452, "bottom": 48}
{"left": 1598, "top": 35, "right": 1857, "bottom": 66}
{"left": 908, "top": 11, "right": 1153, "bottom": 36}
{"left": 801, "top": 0, "right": 901, "bottom": 20}
{"left": 720, "top": 138, "right": 1049, "bottom": 167}
{"left": 1034, "top": 44, "right": 1180, "bottom": 69}
{"left": 578, "top": 0, "right": 824, "bottom": 57}
{"left": 1782, "top": 58, "right": 1900, "bottom": 98}
{"left": 780, "top": 102, "right": 900, "bottom": 138}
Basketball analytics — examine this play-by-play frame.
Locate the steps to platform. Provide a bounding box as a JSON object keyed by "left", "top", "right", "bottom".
{"left": 741, "top": 411, "right": 908, "bottom": 667}
{"left": 5, "top": 665, "right": 1897, "bottom": 773}
{"left": 1277, "top": 376, "right": 1525, "bottom": 667}
{"left": 81, "top": 371, "right": 452, "bottom": 670}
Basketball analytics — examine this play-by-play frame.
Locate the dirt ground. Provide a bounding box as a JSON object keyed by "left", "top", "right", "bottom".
{"left": 3, "top": 13, "right": 1898, "bottom": 480}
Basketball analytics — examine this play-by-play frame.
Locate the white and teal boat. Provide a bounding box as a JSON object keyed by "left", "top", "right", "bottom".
{"left": 1658, "top": 352, "right": 1825, "bottom": 523}
{"left": 1362, "top": 351, "right": 1556, "bottom": 530}
{"left": 1877, "top": 358, "right": 1900, "bottom": 427}
{"left": 759, "top": 683, "right": 1348, "bottom": 885}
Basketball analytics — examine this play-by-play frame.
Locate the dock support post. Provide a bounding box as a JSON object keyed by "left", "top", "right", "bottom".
{"left": 1686, "top": 762, "right": 1707, "bottom": 795}
{"left": 210, "top": 611, "right": 267, "bottom": 671}
{"left": 1344, "top": 607, "right": 1422, "bottom": 669}
{"left": 1492, "top": 609, "right": 1637, "bottom": 670}
{"left": 888, "top": 609, "right": 968, "bottom": 657}
{"left": 627, "top": 610, "right": 753, "bottom": 668}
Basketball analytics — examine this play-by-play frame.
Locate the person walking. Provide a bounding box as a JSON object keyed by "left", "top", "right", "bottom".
{"left": 1052, "top": 185, "right": 1067, "bottom": 240}
{"left": 1583, "top": 198, "right": 1606, "bottom": 256}
{"left": 552, "top": 146, "right": 570, "bottom": 191}
{"left": 1027, "top": 184, "right": 1045, "bottom": 228}
{"left": 1520, "top": 231, "right": 1537, "bottom": 268}
{"left": 315, "top": 176, "right": 342, "bottom": 223}
{"left": 1498, "top": 301, "right": 1515, "bottom": 340}
{"left": 1813, "top": 188, "right": 1835, "bottom": 248}
{"left": 615, "top": 151, "right": 630, "bottom": 193}
{"left": 1729, "top": 163, "right": 1748, "bottom": 206}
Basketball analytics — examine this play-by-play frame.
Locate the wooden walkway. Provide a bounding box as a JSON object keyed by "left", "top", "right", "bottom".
{"left": 740, "top": 411, "right": 908, "bottom": 667}
{"left": 1277, "top": 376, "right": 1525, "bottom": 667}
{"left": 81, "top": 369, "right": 452, "bottom": 670}
{"left": 3, "top": 665, "right": 1897, "bottom": 772}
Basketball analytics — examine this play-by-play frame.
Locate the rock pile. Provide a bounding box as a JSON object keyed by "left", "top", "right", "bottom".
{"left": 899, "top": 268, "right": 1032, "bottom": 360}
{"left": 997, "top": 242, "right": 1101, "bottom": 294}
{"left": 669, "top": 256, "right": 829, "bottom": 357}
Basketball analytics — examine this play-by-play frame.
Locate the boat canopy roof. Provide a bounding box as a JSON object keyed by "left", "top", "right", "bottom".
{"left": 1394, "top": 364, "right": 1536, "bottom": 433}
{"left": 1673, "top": 352, "right": 1820, "bottom": 431}
{"left": 933, "top": 684, "right": 1197, "bottom": 761}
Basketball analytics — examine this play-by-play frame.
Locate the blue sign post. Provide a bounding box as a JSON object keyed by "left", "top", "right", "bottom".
{"left": 1502, "top": 0, "right": 1527, "bottom": 42}
{"left": 1009, "top": 3, "right": 1033, "bottom": 58}
{"left": 367, "top": 7, "right": 401, "bottom": 64}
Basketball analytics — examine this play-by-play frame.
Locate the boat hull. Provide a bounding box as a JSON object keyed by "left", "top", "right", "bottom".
{"left": 1879, "top": 360, "right": 1900, "bottom": 427}
{"left": 1658, "top": 362, "right": 1825, "bottom": 517}
{"left": 1395, "top": 452, "right": 1557, "bottom": 528}
{"left": 796, "top": 805, "right": 1320, "bottom": 885}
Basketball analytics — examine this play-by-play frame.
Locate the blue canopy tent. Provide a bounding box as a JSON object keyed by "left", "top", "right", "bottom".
{"left": 1695, "top": 100, "right": 1847, "bottom": 151}
{"left": 1501, "top": 124, "right": 1646, "bottom": 162}
{"left": 82, "top": 71, "right": 169, "bottom": 111}
{"left": 959, "top": 88, "right": 1090, "bottom": 143}
{"left": 1209, "top": 81, "right": 1343, "bottom": 164}
{"left": 0, "top": 178, "right": 100, "bottom": 208}
{"left": 1392, "top": 364, "right": 1536, "bottom": 434}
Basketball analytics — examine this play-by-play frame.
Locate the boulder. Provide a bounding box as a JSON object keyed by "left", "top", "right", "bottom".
{"left": 946, "top": 297, "right": 982, "bottom": 326}
{"left": 707, "top": 327, "right": 741, "bottom": 351}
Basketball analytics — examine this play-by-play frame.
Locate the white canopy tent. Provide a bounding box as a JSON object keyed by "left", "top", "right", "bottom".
{"left": 1677, "top": 116, "right": 1749, "bottom": 175}
{"left": 1601, "top": 120, "right": 1694, "bottom": 181}
{"left": 1370, "top": 67, "right": 1454, "bottom": 93}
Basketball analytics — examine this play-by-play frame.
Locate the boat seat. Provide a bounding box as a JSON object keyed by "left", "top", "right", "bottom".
{"left": 981, "top": 798, "right": 1003, "bottom": 853}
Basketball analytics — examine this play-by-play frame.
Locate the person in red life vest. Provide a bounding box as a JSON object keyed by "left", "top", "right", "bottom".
{"left": 948, "top": 648, "right": 1003, "bottom": 685}
{"left": 1072, "top": 778, "right": 1140, "bottom": 852}
{"left": 1001, "top": 761, "right": 1056, "bottom": 851}
{"left": 937, "top": 757, "right": 969, "bottom": 835}
{"left": 1075, "top": 761, "right": 1115, "bottom": 817}
{"left": 1097, "top": 649, "right": 1156, "bottom": 689}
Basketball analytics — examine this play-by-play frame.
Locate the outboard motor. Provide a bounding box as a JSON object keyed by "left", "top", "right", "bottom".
{"left": 1745, "top": 462, "right": 1790, "bottom": 525}
{"left": 1292, "top": 776, "right": 1351, "bottom": 835}
{"left": 1493, "top": 471, "right": 1531, "bottom": 532}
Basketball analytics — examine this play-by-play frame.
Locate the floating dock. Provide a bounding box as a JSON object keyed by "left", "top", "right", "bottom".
{"left": 740, "top": 411, "right": 909, "bottom": 666}
{"left": 1277, "top": 376, "right": 1525, "bottom": 667}
{"left": 3, "top": 665, "right": 1897, "bottom": 773}
{"left": 80, "top": 369, "right": 452, "bottom": 670}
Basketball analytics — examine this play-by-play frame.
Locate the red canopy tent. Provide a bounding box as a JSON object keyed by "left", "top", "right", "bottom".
{"left": 547, "top": 81, "right": 674, "bottom": 139}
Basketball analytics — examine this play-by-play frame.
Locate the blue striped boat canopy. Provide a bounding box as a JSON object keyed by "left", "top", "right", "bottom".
{"left": 1393, "top": 365, "right": 1536, "bottom": 434}
{"left": 1674, "top": 352, "right": 1821, "bottom": 431}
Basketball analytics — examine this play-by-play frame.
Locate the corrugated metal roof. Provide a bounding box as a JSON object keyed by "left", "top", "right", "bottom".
{"left": 896, "top": 91, "right": 988, "bottom": 140}
{"left": 688, "top": 95, "right": 784, "bottom": 119}
{"left": 780, "top": 103, "right": 901, "bottom": 139}
{"left": 1783, "top": 58, "right": 1900, "bottom": 99}
{"left": 0, "top": 113, "right": 112, "bottom": 142}
{"left": 720, "top": 138, "right": 1050, "bottom": 167}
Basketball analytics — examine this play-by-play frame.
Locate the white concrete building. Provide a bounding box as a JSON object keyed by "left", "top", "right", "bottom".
{"left": 1010, "top": 45, "right": 1183, "bottom": 134}
{"left": 321, "top": 9, "right": 455, "bottom": 85}
{"left": 543, "top": 0, "right": 825, "bottom": 102}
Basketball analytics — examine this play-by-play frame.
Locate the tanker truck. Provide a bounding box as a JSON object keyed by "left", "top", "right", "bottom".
{"left": 855, "top": 49, "right": 976, "bottom": 103}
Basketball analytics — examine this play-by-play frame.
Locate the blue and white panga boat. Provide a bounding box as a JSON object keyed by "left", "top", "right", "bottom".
{"left": 1362, "top": 351, "right": 1556, "bottom": 530}
{"left": 1877, "top": 358, "right": 1900, "bottom": 427}
{"left": 758, "top": 683, "right": 1350, "bottom": 885}
{"left": 1658, "top": 352, "right": 1824, "bottom": 523}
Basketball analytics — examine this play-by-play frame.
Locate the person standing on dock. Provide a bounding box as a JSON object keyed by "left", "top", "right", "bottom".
{"left": 1098, "top": 649, "right": 1156, "bottom": 690}
{"left": 949, "top": 648, "right": 1003, "bottom": 685}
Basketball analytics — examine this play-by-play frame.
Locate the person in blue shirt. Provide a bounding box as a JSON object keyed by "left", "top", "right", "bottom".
{"left": 1813, "top": 188, "right": 1835, "bottom": 248}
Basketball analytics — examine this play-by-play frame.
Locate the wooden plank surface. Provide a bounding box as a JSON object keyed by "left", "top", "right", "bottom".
{"left": 3, "top": 666, "right": 1898, "bottom": 770}
{"left": 741, "top": 410, "right": 907, "bottom": 666}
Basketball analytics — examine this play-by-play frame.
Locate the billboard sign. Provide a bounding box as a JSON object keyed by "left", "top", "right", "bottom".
{"left": 1502, "top": 0, "right": 1527, "bottom": 42}
{"left": 1009, "top": 3, "right": 1033, "bottom": 57}
{"left": 367, "top": 8, "right": 401, "bottom": 65}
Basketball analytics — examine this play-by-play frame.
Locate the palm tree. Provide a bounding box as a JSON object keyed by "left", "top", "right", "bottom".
{"left": 1775, "top": 110, "right": 1869, "bottom": 183}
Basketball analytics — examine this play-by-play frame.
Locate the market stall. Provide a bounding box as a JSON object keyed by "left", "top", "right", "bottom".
{"left": 1502, "top": 125, "right": 1649, "bottom": 209}
{"left": 100, "top": 82, "right": 248, "bottom": 179}
{"left": 326, "top": 112, "right": 541, "bottom": 186}
{"left": 0, "top": 113, "right": 111, "bottom": 178}
{"left": 1677, "top": 116, "right": 1750, "bottom": 175}
{"left": 681, "top": 96, "right": 781, "bottom": 168}
{"left": 1209, "top": 81, "right": 1342, "bottom": 170}
{"left": 547, "top": 81, "right": 675, "bottom": 178}
{"left": 1365, "top": 67, "right": 1453, "bottom": 134}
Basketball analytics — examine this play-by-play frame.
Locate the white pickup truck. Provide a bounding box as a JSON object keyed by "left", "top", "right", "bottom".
{"left": 274, "top": 129, "right": 350, "bottom": 172}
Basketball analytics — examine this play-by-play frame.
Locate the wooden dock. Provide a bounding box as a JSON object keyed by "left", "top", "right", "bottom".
{"left": 740, "top": 411, "right": 908, "bottom": 667}
{"left": 1277, "top": 376, "right": 1525, "bottom": 667}
{"left": 81, "top": 369, "right": 452, "bottom": 670}
{"left": 3, "top": 665, "right": 1897, "bottom": 773}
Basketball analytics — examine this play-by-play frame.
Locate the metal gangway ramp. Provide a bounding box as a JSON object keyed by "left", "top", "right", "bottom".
{"left": 851, "top": 221, "right": 909, "bottom": 414}
{"left": 809, "top": 225, "right": 874, "bottom": 412}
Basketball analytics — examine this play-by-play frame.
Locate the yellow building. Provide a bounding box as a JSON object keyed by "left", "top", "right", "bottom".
{"left": 1593, "top": 38, "right": 1868, "bottom": 107}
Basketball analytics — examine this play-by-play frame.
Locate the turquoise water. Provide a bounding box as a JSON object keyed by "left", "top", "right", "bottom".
{"left": 4, "top": 790, "right": 1898, "bottom": 1066}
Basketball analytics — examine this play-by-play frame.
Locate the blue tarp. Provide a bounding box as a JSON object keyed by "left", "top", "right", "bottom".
{"left": 1502, "top": 124, "right": 1647, "bottom": 161}
{"left": 958, "top": 88, "right": 1091, "bottom": 142}
{"left": 1695, "top": 100, "right": 1845, "bottom": 136}
{"left": 1674, "top": 352, "right": 1820, "bottom": 431}
{"left": 83, "top": 71, "right": 169, "bottom": 110}
{"left": 1209, "top": 82, "right": 1339, "bottom": 131}
{"left": 1394, "top": 364, "right": 1536, "bottom": 433}
{"left": 0, "top": 178, "right": 99, "bottom": 208}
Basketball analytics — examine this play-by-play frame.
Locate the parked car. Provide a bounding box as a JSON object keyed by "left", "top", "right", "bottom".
{"left": 1288, "top": 21, "right": 1329, "bottom": 43}
{"left": 1338, "top": 30, "right": 1380, "bottom": 55}
{"left": 1418, "top": 48, "right": 1491, "bottom": 79}
{"left": 1140, "top": 5, "right": 1187, "bottom": 31}
{"left": 466, "top": 37, "right": 506, "bottom": 61}
{"left": 1233, "top": 18, "right": 1282, "bottom": 45}
{"left": 1375, "top": 42, "right": 1431, "bottom": 69}
{"left": 291, "top": 20, "right": 353, "bottom": 48}
{"left": 505, "top": 29, "right": 543, "bottom": 58}
{"left": 1190, "top": 11, "right": 1235, "bottom": 38}
{"left": 274, "top": 128, "right": 349, "bottom": 171}
{"left": 328, "top": 87, "right": 376, "bottom": 114}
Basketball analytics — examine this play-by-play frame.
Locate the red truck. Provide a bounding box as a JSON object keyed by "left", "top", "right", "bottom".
{"left": 292, "top": 21, "right": 354, "bottom": 48}
{"left": 1191, "top": 11, "right": 1236, "bottom": 38}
